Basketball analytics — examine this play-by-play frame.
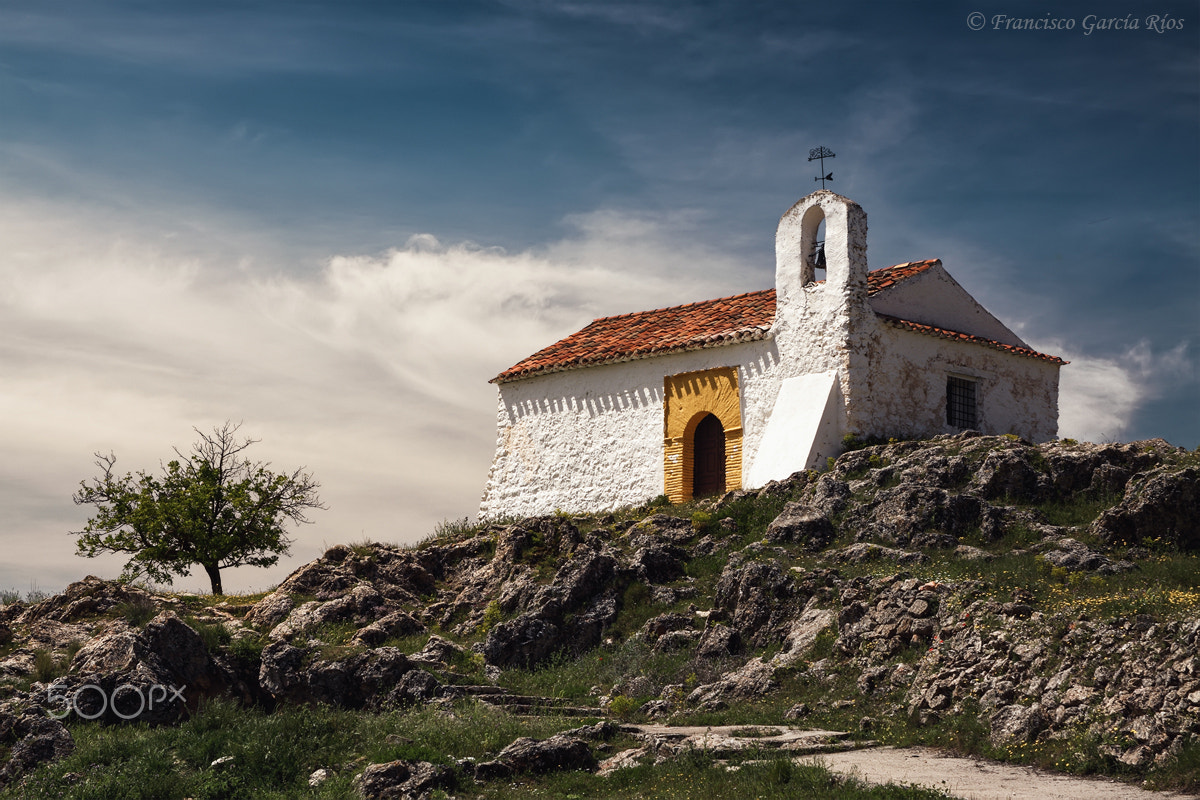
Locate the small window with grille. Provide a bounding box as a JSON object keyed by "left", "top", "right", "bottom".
{"left": 946, "top": 375, "right": 977, "bottom": 429}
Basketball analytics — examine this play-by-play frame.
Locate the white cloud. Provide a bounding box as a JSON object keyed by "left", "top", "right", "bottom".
{"left": 0, "top": 199, "right": 748, "bottom": 594}
{"left": 1043, "top": 339, "right": 1193, "bottom": 443}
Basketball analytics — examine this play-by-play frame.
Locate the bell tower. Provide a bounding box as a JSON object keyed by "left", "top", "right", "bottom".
{"left": 775, "top": 189, "right": 868, "bottom": 313}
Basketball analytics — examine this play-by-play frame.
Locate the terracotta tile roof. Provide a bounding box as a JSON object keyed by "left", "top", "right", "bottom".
{"left": 491, "top": 259, "right": 1062, "bottom": 382}
{"left": 878, "top": 315, "right": 1066, "bottom": 364}
{"left": 864, "top": 259, "right": 938, "bottom": 294}
{"left": 492, "top": 289, "right": 777, "bottom": 383}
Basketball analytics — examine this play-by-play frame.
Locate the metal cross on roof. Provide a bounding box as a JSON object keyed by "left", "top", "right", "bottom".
{"left": 808, "top": 146, "right": 835, "bottom": 189}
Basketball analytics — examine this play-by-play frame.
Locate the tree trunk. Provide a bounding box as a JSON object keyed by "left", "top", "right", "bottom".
{"left": 203, "top": 563, "right": 224, "bottom": 595}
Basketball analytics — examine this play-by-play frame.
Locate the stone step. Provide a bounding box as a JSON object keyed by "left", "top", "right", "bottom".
{"left": 442, "top": 685, "right": 604, "bottom": 716}
{"left": 620, "top": 724, "right": 866, "bottom": 757}
{"left": 490, "top": 703, "right": 604, "bottom": 717}
{"left": 451, "top": 684, "right": 508, "bottom": 696}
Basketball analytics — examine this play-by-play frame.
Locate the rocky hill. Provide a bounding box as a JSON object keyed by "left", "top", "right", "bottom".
{"left": 1, "top": 431, "right": 1198, "bottom": 797}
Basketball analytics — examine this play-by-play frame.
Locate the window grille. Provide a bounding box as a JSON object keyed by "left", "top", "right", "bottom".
{"left": 946, "top": 376, "right": 977, "bottom": 429}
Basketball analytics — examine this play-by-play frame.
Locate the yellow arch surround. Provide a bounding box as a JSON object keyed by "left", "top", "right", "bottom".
{"left": 663, "top": 367, "right": 743, "bottom": 502}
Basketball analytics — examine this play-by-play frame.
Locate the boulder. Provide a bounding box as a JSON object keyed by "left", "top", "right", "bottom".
{"left": 475, "top": 733, "right": 596, "bottom": 779}
{"left": 626, "top": 513, "right": 694, "bottom": 544}
{"left": 827, "top": 543, "right": 928, "bottom": 565}
{"left": 260, "top": 642, "right": 413, "bottom": 710}
{"left": 764, "top": 503, "right": 834, "bottom": 550}
{"left": 354, "top": 759, "right": 454, "bottom": 799}
{"left": 244, "top": 591, "right": 295, "bottom": 629}
{"left": 408, "top": 635, "right": 467, "bottom": 667}
{"left": 268, "top": 584, "right": 387, "bottom": 641}
{"left": 0, "top": 707, "right": 74, "bottom": 787}
{"left": 970, "top": 447, "right": 1045, "bottom": 501}
{"left": 687, "top": 658, "right": 777, "bottom": 710}
{"left": 351, "top": 610, "right": 425, "bottom": 648}
{"left": 696, "top": 623, "right": 740, "bottom": 659}
{"left": 49, "top": 611, "right": 232, "bottom": 725}
{"left": 989, "top": 703, "right": 1048, "bottom": 746}
{"left": 385, "top": 669, "right": 441, "bottom": 708}
{"left": 482, "top": 614, "right": 561, "bottom": 669}
{"left": 1091, "top": 466, "right": 1200, "bottom": 551}
{"left": 638, "top": 613, "right": 693, "bottom": 642}
{"left": 13, "top": 576, "right": 157, "bottom": 626}
{"left": 712, "top": 560, "right": 801, "bottom": 648}
{"left": 630, "top": 544, "right": 687, "bottom": 584}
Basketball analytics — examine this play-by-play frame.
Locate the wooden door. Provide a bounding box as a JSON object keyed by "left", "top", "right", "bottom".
{"left": 692, "top": 413, "right": 726, "bottom": 497}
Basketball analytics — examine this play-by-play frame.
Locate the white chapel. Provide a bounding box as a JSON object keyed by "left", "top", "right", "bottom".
{"left": 480, "top": 190, "right": 1065, "bottom": 518}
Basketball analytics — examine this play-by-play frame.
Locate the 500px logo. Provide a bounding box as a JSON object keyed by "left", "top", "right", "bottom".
{"left": 46, "top": 682, "right": 187, "bottom": 720}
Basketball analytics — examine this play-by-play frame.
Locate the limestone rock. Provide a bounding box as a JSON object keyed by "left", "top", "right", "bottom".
{"left": 354, "top": 759, "right": 454, "bottom": 799}
{"left": 385, "top": 669, "right": 441, "bottom": 708}
{"left": 0, "top": 708, "right": 74, "bottom": 787}
{"left": 13, "top": 576, "right": 157, "bottom": 626}
{"left": 696, "top": 623, "right": 740, "bottom": 658}
{"left": 244, "top": 590, "right": 295, "bottom": 629}
{"left": 476, "top": 733, "right": 596, "bottom": 779}
{"left": 50, "top": 611, "right": 232, "bottom": 725}
{"left": 638, "top": 613, "right": 693, "bottom": 642}
{"left": 712, "top": 560, "right": 801, "bottom": 648}
{"left": 1091, "top": 466, "right": 1199, "bottom": 551}
{"left": 259, "top": 642, "right": 413, "bottom": 710}
{"left": 764, "top": 502, "right": 834, "bottom": 550}
{"left": 351, "top": 610, "right": 425, "bottom": 648}
{"left": 408, "top": 635, "right": 466, "bottom": 668}
{"left": 482, "top": 614, "right": 560, "bottom": 669}
{"left": 629, "top": 544, "right": 687, "bottom": 584}
{"left": 687, "top": 658, "right": 777, "bottom": 710}
{"left": 989, "top": 704, "right": 1047, "bottom": 746}
{"left": 827, "top": 543, "right": 928, "bottom": 565}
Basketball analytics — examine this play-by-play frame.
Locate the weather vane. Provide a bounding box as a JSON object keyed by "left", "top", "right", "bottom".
{"left": 808, "top": 146, "right": 835, "bottom": 189}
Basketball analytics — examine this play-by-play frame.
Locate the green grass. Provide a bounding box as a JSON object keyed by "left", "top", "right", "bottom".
{"left": 475, "top": 754, "right": 956, "bottom": 799}
{"left": 4, "top": 698, "right": 572, "bottom": 800}
{"left": 499, "top": 641, "right": 673, "bottom": 703}
{"left": 1032, "top": 492, "right": 1120, "bottom": 528}
{"left": 30, "top": 641, "right": 84, "bottom": 684}
{"left": 1146, "top": 738, "right": 1200, "bottom": 794}
{"left": 2, "top": 698, "right": 959, "bottom": 800}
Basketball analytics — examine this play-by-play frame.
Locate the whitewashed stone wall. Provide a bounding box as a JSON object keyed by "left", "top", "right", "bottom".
{"left": 478, "top": 340, "right": 779, "bottom": 520}
{"left": 857, "top": 324, "right": 1060, "bottom": 442}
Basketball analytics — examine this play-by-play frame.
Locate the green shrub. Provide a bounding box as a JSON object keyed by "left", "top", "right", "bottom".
{"left": 31, "top": 643, "right": 81, "bottom": 684}
{"left": 116, "top": 596, "right": 157, "bottom": 628}
{"left": 608, "top": 694, "right": 639, "bottom": 720}
{"left": 190, "top": 619, "right": 232, "bottom": 652}
{"left": 479, "top": 600, "right": 503, "bottom": 635}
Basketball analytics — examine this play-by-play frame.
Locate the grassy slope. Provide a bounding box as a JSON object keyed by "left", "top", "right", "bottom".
{"left": 3, "top": 436, "right": 1198, "bottom": 798}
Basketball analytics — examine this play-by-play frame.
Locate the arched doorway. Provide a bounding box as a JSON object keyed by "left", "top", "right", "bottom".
{"left": 692, "top": 413, "right": 726, "bottom": 497}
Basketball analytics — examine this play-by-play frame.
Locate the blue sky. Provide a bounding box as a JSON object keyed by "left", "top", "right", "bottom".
{"left": 1, "top": 0, "right": 1196, "bottom": 593}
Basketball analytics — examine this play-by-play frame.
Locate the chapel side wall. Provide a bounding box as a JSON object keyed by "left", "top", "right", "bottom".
{"left": 855, "top": 324, "right": 1060, "bottom": 442}
{"left": 479, "top": 339, "right": 779, "bottom": 519}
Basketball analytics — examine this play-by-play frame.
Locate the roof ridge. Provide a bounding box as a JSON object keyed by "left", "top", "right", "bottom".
{"left": 492, "top": 258, "right": 948, "bottom": 383}
{"left": 590, "top": 288, "right": 775, "bottom": 323}
{"left": 877, "top": 314, "right": 1068, "bottom": 364}
{"left": 588, "top": 259, "right": 938, "bottom": 323}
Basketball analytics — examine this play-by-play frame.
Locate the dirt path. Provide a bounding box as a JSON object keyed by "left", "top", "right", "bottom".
{"left": 801, "top": 746, "right": 1198, "bottom": 800}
